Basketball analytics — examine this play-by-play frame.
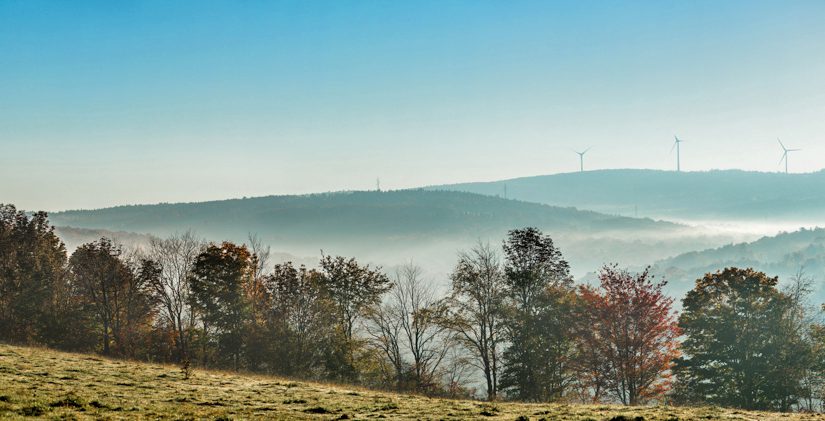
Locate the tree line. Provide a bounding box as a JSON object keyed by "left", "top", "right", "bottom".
{"left": 1, "top": 203, "right": 823, "bottom": 411}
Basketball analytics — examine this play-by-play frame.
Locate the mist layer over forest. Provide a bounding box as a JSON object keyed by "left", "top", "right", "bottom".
{"left": 47, "top": 189, "right": 739, "bottom": 282}
{"left": 40, "top": 170, "right": 825, "bottom": 304}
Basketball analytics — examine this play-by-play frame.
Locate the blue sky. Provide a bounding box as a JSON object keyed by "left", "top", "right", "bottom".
{"left": 2, "top": 0, "right": 824, "bottom": 211}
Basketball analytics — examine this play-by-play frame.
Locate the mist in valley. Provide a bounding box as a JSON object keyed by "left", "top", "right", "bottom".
{"left": 45, "top": 173, "right": 825, "bottom": 306}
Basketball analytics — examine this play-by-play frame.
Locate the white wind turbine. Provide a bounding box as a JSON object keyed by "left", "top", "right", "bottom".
{"left": 671, "top": 135, "right": 685, "bottom": 172}
{"left": 574, "top": 147, "right": 591, "bottom": 172}
{"left": 778, "top": 138, "right": 801, "bottom": 174}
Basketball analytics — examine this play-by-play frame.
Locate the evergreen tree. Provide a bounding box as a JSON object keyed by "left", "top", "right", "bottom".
{"left": 0, "top": 205, "right": 68, "bottom": 344}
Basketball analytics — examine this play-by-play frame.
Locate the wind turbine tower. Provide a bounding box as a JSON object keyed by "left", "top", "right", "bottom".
{"left": 778, "top": 138, "right": 801, "bottom": 174}
{"left": 575, "top": 147, "right": 591, "bottom": 172}
{"left": 671, "top": 135, "right": 685, "bottom": 172}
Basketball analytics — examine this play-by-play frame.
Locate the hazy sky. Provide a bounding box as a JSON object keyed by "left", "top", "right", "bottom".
{"left": 2, "top": 0, "right": 825, "bottom": 211}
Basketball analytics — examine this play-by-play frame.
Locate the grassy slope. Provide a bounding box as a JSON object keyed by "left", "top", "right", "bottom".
{"left": 1, "top": 344, "right": 821, "bottom": 420}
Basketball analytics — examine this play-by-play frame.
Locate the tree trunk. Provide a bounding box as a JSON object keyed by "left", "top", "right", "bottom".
{"left": 102, "top": 316, "right": 111, "bottom": 355}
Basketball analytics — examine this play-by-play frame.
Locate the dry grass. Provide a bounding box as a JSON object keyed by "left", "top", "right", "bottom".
{"left": 0, "top": 344, "right": 822, "bottom": 420}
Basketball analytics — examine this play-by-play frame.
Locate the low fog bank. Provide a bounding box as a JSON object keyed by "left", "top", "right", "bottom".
{"left": 47, "top": 188, "right": 825, "bottom": 307}
{"left": 53, "top": 221, "right": 754, "bottom": 296}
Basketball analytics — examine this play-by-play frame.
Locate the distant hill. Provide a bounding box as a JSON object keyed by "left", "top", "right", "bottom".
{"left": 51, "top": 189, "right": 824, "bottom": 300}
{"left": 51, "top": 190, "right": 673, "bottom": 240}
{"left": 47, "top": 190, "right": 729, "bottom": 277}
{"left": 427, "top": 169, "right": 825, "bottom": 222}
{"left": 652, "top": 227, "right": 825, "bottom": 304}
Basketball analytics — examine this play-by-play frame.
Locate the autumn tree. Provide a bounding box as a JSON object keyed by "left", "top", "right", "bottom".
{"left": 673, "top": 267, "right": 809, "bottom": 411}
{"left": 317, "top": 254, "right": 391, "bottom": 381}
{"left": 188, "top": 241, "right": 255, "bottom": 369}
{"left": 499, "top": 227, "right": 576, "bottom": 402}
{"left": 241, "top": 235, "right": 275, "bottom": 372}
{"left": 442, "top": 242, "right": 506, "bottom": 401}
{"left": 119, "top": 253, "right": 161, "bottom": 358}
{"left": 69, "top": 238, "right": 155, "bottom": 356}
{"left": 575, "top": 265, "right": 680, "bottom": 405}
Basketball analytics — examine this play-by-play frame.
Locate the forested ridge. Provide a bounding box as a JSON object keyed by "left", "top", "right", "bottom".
{"left": 49, "top": 190, "right": 674, "bottom": 239}
{"left": 429, "top": 169, "right": 825, "bottom": 221}
{"left": 46, "top": 190, "right": 729, "bottom": 279}
{"left": 3, "top": 203, "right": 825, "bottom": 413}
{"left": 652, "top": 228, "right": 825, "bottom": 301}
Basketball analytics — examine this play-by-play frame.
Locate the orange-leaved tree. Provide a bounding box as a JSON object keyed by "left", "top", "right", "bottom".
{"left": 575, "top": 265, "right": 680, "bottom": 405}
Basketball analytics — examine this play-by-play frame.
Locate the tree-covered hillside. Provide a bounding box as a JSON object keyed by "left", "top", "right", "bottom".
{"left": 48, "top": 190, "right": 725, "bottom": 276}
{"left": 428, "top": 169, "right": 825, "bottom": 222}
{"left": 50, "top": 190, "right": 672, "bottom": 237}
{"left": 653, "top": 227, "right": 825, "bottom": 303}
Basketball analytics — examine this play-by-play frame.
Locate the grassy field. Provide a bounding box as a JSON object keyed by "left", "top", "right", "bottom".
{"left": 0, "top": 344, "right": 822, "bottom": 420}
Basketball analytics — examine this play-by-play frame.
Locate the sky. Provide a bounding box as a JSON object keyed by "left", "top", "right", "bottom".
{"left": 2, "top": 0, "right": 825, "bottom": 211}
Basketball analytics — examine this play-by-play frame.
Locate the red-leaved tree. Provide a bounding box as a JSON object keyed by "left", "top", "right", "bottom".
{"left": 574, "top": 265, "right": 680, "bottom": 405}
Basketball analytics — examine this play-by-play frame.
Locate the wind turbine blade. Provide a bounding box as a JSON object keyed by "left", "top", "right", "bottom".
{"left": 670, "top": 141, "right": 677, "bottom": 153}
{"left": 778, "top": 138, "right": 786, "bottom": 150}
{"left": 789, "top": 148, "right": 802, "bottom": 152}
{"left": 779, "top": 152, "right": 787, "bottom": 165}
{"left": 583, "top": 147, "right": 591, "bottom": 154}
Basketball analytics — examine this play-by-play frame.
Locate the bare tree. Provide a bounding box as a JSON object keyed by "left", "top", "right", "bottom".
{"left": 783, "top": 268, "right": 817, "bottom": 331}
{"left": 364, "top": 298, "right": 406, "bottom": 391}
{"left": 441, "top": 345, "right": 476, "bottom": 399}
{"left": 247, "top": 233, "right": 271, "bottom": 278}
{"left": 782, "top": 268, "right": 823, "bottom": 412}
{"left": 394, "top": 264, "right": 451, "bottom": 393}
{"left": 146, "top": 231, "right": 204, "bottom": 361}
{"left": 441, "top": 242, "right": 505, "bottom": 401}
{"left": 365, "top": 264, "right": 451, "bottom": 394}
